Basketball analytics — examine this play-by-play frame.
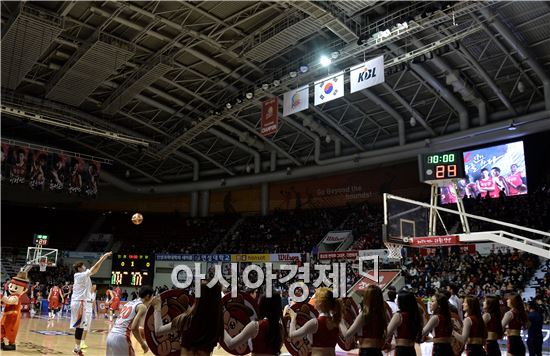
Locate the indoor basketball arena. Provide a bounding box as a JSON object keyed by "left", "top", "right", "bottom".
{"left": 1, "top": 1, "right": 550, "bottom": 356}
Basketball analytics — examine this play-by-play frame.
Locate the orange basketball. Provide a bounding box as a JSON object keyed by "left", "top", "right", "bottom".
{"left": 131, "top": 213, "right": 143, "bottom": 225}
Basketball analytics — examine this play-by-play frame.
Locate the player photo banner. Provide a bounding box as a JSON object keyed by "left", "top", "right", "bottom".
{"left": 261, "top": 97, "right": 278, "bottom": 136}
{"left": 349, "top": 55, "right": 385, "bottom": 93}
{"left": 2, "top": 145, "right": 101, "bottom": 197}
{"left": 314, "top": 71, "right": 344, "bottom": 106}
{"left": 283, "top": 85, "right": 309, "bottom": 117}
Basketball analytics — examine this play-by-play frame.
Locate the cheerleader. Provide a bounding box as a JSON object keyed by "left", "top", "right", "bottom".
{"left": 502, "top": 293, "right": 528, "bottom": 356}
{"left": 286, "top": 287, "right": 343, "bottom": 356}
{"left": 483, "top": 295, "right": 503, "bottom": 356}
{"left": 152, "top": 283, "right": 223, "bottom": 355}
{"left": 339, "top": 285, "right": 389, "bottom": 356}
{"left": 453, "top": 296, "right": 487, "bottom": 356}
{"left": 422, "top": 293, "right": 453, "bottom": 356}
{"left": 223, "top": 293, "right": 283, "bottom": 355}
{"left": 386, "top": 290, "right": 424, "bottom": 356}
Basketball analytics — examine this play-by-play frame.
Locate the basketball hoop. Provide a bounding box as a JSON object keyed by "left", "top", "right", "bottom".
{"left": 384, "top": 242, "right": 403, "bottom": 260}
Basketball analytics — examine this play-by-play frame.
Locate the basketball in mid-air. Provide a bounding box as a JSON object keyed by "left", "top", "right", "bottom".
{"left": 131, "top": 213, "right": 143, "bottom": 225}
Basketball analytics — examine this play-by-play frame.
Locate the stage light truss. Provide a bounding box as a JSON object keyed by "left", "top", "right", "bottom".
{"left": 1, "top": 105, "right": 153, "bottom": 147}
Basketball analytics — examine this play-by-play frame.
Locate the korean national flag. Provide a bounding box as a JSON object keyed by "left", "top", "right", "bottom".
{"left": 314, "top": 71, "right": 344, "bottom": 106}
{"left": 350, "top": 55, "right": 384, "bottom": 93}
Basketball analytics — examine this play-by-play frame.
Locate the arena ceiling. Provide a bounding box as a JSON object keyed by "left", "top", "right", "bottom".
{"left": 2, "top": 1, "right": 550, "bottom": 186}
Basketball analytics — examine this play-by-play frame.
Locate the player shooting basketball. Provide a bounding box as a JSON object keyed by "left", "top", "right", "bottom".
{"left": 70, "top": 251, "right": 111, "bottom": 356}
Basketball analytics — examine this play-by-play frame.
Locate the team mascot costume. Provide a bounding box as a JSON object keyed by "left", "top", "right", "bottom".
{"left": 1, "top": 272, "right": 30, "bottom": 351}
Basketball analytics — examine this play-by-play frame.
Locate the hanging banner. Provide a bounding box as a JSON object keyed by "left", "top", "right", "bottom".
{"left": 322, "top": 230, "right": 352, "bottom": 244}
{"left": 350, "top": 270, "right": 400, "bottom": 292}
{"left": 1, "top": 145, "right": 101, "bottom": 197}
{"left": 283, "top": 85, "right": 309, "bottom": 116}
{"left": 350, "top": 55, "right": 384, "bottom": 93}
{"left": 314, "top": 71, "right": 344, "bottom": 106}
{"left": 260, "top": 97, "right": 278, "bottom": 136}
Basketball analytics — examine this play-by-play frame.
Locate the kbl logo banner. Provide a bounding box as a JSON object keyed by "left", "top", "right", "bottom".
{"left": 350, "top": 55, "right": 385, "bottom": 94}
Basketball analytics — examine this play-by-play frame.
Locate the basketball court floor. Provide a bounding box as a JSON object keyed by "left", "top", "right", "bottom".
{"left": 7, "top": 313, "right": 518, "bottom": 356}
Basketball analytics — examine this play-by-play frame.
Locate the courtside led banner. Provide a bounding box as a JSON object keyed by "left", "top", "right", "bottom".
{"left": 350, "top": 55, "right": 384, "bottom": 93}
{"left": 283, "top": 85, "right": 309, "bottom": 117}
{"left": 314, "top": 72, "right": 344, "bottom": 106}
{"left": 260, "top": 97, "right": 278, "bottom": 136}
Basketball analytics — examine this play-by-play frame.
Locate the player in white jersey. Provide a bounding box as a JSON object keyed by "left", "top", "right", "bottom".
{"left": 71, "top": 252, "right": 111, "bottom": 356}
{"left": 106, "top": 285, "right": 153, "bottom": 356}
{"left": 80, "top": 284, "right": 98, "bottom": 349}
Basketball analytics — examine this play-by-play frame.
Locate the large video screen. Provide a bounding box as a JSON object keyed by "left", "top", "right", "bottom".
{"left": 440, "top": 141, "right": 527, "bottom": 204}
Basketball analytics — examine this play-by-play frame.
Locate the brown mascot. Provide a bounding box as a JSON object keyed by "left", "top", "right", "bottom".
{"left": 1, "top": 272, "right": 30, "bottom": 351}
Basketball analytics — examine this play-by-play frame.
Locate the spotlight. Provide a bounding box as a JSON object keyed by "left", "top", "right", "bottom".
{"left": 236, "top": 96, "right": 243, "bottom": 104}
{"left": 220, "top": 178, "right": 226, "bottom": 187}
{"left": 214, "top": 109, "right": 221, "bottom": 115}
{"left": 191, "top": 120, "right": 197, "bottom": 126}
{"left": 286, "top": 167, "right": 291, "bottom": 175}
{"left": 299, "top": 64, "right": 309, "bottom": 73}
{"left": 273, "top": 79, "right": 280, "bottom": 87}
{"left": 331, "top": 51, "right": 340, "bottom": 59}
{"left": 226, "top": 102, "right": 232, "bottom": 109}
{"left": 508, "top": 121, "right": 517, "bottom": 131}
{"left": 246, "top": 92, "right": 254, "bottom": 99}
{"left": 262, "top": 83, "right": 269, "bottom": 90}
{"left": 245, "top": 164, "right": 251, "bottom": 173}
{"left": 325, "top": 135, "right": 332, "bottom": 143}
{"left": 289, "top": 71, "right": 297, "bottom": 78}
{"left": 320, "top": 55, "right": 332, "bottom": 67}
{"left": 410, "top": 117, "right": 416, "bottom": 127}
{"left": 517, "top": 81, "right": 525, "bottom": 93}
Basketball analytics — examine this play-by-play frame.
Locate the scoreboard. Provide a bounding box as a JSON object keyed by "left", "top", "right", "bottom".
{"left": 418, "top": 151, "right": 465, "bottom": 183}
{"left": 111, "top": 254, "right": 154, "bottom": 286}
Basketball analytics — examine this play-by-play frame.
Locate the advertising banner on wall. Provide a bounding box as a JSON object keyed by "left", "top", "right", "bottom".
{"left": 155, "top": 254, "right": 231, "bottom": 262}
{"left": 322, "top": 231, "right": 352, "bottom": 244}
{"left": 1, "top": 145, "right": 101, "bottom": 197}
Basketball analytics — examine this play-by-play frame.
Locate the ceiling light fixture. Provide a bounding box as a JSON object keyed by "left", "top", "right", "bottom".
{"left": 320, "top": 55, "right": 332, "bottom": 67}
{"left": 289, "top": 71, "right": 297, "bottom": 78}
{"left": 299, "top": 64, "right": 309, "bottom": 73}
{"left": 246, "top": 92, "right": 254, "bottom": 99}
{"left": 508, "top": 121, "right": 517, "bottom": 131}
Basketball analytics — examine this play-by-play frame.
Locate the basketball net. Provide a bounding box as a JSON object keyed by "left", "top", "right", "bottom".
{"left": 384, "top": 242, "right": 403, "bottom": 260}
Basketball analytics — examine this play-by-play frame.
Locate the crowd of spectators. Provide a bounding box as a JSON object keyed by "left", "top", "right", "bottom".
{"left": 402, "top": 249, "right": 539, "bottom": 298}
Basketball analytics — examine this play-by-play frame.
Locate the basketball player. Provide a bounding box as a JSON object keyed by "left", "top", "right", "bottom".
{"left": 71, "top": 251, "right": 111, "bottom": 356}
{"left": 62, "top": 281, "right": 71, "bottom": 316}
{"left": 81, "top": 284, "right": 98, "bottom": 349}
{"left": 490, "top": 167, "right": 505, "bottom": 198}
{"left": 47, "top": 284, "right": 64, "bottom": 319}
{"left": 107, "top": 286, "right": 121, "bottom": 322}
{"left": 476, "top": 168, "right": 495, "bottom": 199}
{"left": 106, "top": 285, "right": 153, "bottom": 356}
{"left": 505, "top": 164, "right": 526, "bottom": 196}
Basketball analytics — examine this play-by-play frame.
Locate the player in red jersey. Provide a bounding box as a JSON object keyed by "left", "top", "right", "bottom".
{"left": 505, "top": 164, "right": 527, "bottom": 196}
{"left": 61, "top": 282, "right": 71, "bottom": 316}
{"left": 490, "top": 167, "right": 505, "bottom": 198}
{"left": 47, "top": 285, "right": 64, "bottom": 319}
{"left": 476, "top": 168, "right": 495, "bottom": 199}
{"left": 107, "top": 287, "right": 121, "bottom": 322}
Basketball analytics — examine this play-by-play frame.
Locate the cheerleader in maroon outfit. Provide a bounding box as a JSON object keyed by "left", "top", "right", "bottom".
{"left": 286, "top": 287, "right": 343, "bottom": 356}
{"left": 339, "top": 285, "right": 389, "bottom": 356}
{"left": 223, "top": 293, "right": 283, "bottom": 356}
{"left": 386, "top": 290, "right": 424, "bottom": 356}
{"left": 422, "top": 293, "right": 453, "bottom": 356}
{"left": 453, "top": 296, "right": 487, "bottom": 356}
{"left": 483, "top": 295, "right": 503, "bottom": 356}
{"left": 502, "top": 293, "right": 528, "bottom": 356}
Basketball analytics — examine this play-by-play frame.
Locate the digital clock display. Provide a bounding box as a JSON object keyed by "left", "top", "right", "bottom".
{"left": 419, "top": 151, "right": 465, "bottom": 182}
{"left": 111, "top": 254, "right": 154, "bottom": 286}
